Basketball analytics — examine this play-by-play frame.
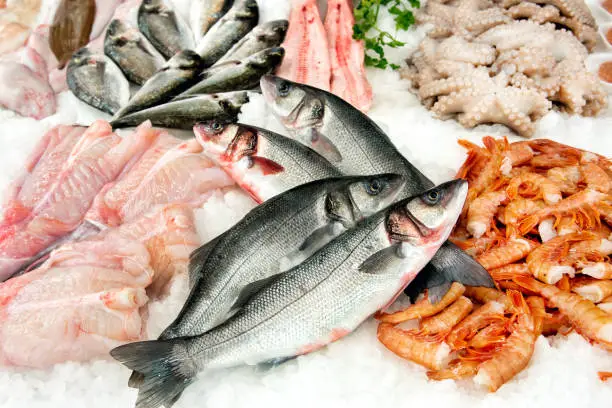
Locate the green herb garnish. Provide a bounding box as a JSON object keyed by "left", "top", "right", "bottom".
{"left": 353, "top": 0, "right": 420, "bottom": 70}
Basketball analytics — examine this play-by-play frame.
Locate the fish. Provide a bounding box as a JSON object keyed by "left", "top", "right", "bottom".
{"left": 194, "top": 120, "right": 342, "bottom": 202}
{"left": 112, "top": 50, "right": 204, "bottom": 119}
{"left": 137, "top": 0, "right": 194, "bottom": 59}
{"left": 104, "top": 19, "right": 166, "bottom": 85}
{"left": 179, "top": 47, "right": 284, "bottom": 97}
{"left": 49, "top": 0, "right": 96, "bottom": 66}
{"left": 112, "top": 179, "right": 467, "bottom": 408}
{"left": 67, "top": 47, "right": 130, "bottom": 115}
{"left": 324, "top": 0, "right": 373, "bottom": 112}
{"left": 190, "top": 0, "right": 234, "bottom": 41}
{"left": 110, "top": 91, "right": 248, "bottom": 129}
{"left": 195, "top": 0, "right": 259, "bottom": 67}
{"left": 0, "top": 59, "right": 56, "bottom": 120}
{"left": 260, "top": 75, "right": 496, "bottom": 300}
{"left": 276, "top": 0, "right": 331, "bottom": 91}
{"left": 215, "top": 19, "right": 288, "bottom": 64}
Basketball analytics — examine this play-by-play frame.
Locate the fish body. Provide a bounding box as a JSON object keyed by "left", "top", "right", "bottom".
{"left": 112, "top": 179, "right": 467, "bottom": 408}
{"left": 180, "top": 47, "right": 284, "bottom": 96}
{"left": 113, "top": 50, "right": 204, "bottom": 118}
{"left": 49, "top": 0, "right": 96, "bottom": 66}
{"left": 216, "top": 19, "right": 288, "bottom": 64}
{"left": 111, "top": 91, "right": 248, "bottom": 129}
{"left": 104, "top": 19, "right": 166, "bottom": 85}
{"left": 195, "top": 0, "right": 259, "bottom": 67}
{"left": 67, "top": 47, "right": 130, "bottom": 115}
{"left": 194, "top": 121, "right": 342, "bottom": 202}
{"left": 0, "top": 60, "right": 56, "bottom": 119}
{"left": 190, "top": 0, "right": 234, "bottom": 41}
{"left": 137, "top": 0, "right": 194, "bottom": 59}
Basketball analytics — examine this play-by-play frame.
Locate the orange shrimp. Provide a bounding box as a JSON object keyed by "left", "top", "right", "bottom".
{"left": 598, "top": 202, "right": 612, "bottom": 226}
{"left": 542, "top": 311, "right": 570, "bottom": 335}
{"left": 569, "top": 237, "right": 612, "bottom": 260}
{"left": 581, "top": 163, "right": 611, "bottom": 194}
{"left": 456, "top": 140, "right": 490, "bottom": 182}
{"left": 526, "top": 296, "right": 547, "bottom": 336}
{"left": 526, "top": 233, "right": 593, "bottom": 284}
{"left": 547, "top": 166, "right": 582, "bottom": 195}
{"left": 598, "top": 372, "right": 612, "bottom": 381}
{"left": 597, "top": 295, "right": 612, "bottom": 313}
{"left": 514, "top": 275, "right": 612, "bottom": 349}
{"left": 519, "top": 189, "right": 609, "bottom": 235}
{"left": 556, "top": 214, "right": 581, "bottom": 235}
{"left": 504, "top": 198, "right": 545, "bottom": 237}
{"left": 377, "top": 283, "right": 465, "bottom": 324}
{"left": 466, "top": 137, "right": 506, "bottom": 206}
{"left": 504, "top": 141, "right": 534, "bottom": 168}
{"left": 418, "top": 296, "right": 474, "bottom": 336}
{"left": 446, "top": 300, "right": 507, "bottom": 350}
{"left": 506, "top": 172, "right": 562, "bottom": 204}
{"left": 464, "top": 286, "right": 509, "bottom": 306}
{"left": 451, "top": 235, "right": 502, "bottom": 257}
{"left": 377, "top": 323, "right": 451, "bottom": 371}
{"left": 489, "top": 264, "right": 530, "bottom": 281}
{"left": 527, "top": 140, "right": 582, "bottom": 168}
{"left": 427, "top": 359, "right": 480, "bottom": 381}
{"left": 476, "top": 238, "right": 538, "bottom": 270}
{"left": 556, "top": 274, "right": 571, "bottom": 292}
{"left": 530, "top": 153, "right": 580, "bottom": 169}
{"left": 468, "top": 319, "right": 509, "bottom": 349}
{"left": 571, "top": 277, "right": 612, "bottom": 303}
{"left": 576, "top": 262, "right": 612, "bottom": 280}
{"left": 467, "top": 191, "right": 508, "bottom": 239}
{"left": 473, "top": 291, "right": 537, "bottom": 392}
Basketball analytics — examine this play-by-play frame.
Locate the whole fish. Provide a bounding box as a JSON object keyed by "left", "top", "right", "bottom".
{"left": 260, "top": 75, "right": 495, "bottom": 301}
{"left": 112, "top": 179, "right": 467, "bottom": 408}
{"left": 113, "top": 50, "right": 204, "bottom": 119}
{"left": 194, "top": 121, "right": 342, "bottom": 202}
{"left": 196, "top": 0, "right": 259, "bottom": 67}
{"left": 179, "top": 47, "right": 284, "bottom": 97}
{"left": 110, "top": 91, "right": 248, "bottom": 129}
{"left": 50, "top": 0, "right": 96, "bottom": 66}
{"left": 190, "top": 0, "right": 234, "bottom": 41}
{"left": 137, "top": 0, "right": 195, "bottom": 59}
{"left": 104, "top": 19, "right": 166, "bottom": 85}
{"left": 67, "top": 47, "right": 130, "bottom": 115}
{"left": 216, "top": 19, "right": 288, "bottom": 64}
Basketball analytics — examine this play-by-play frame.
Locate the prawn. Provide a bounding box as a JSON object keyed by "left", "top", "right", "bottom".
{"left": 427, "top": 359, "right": 480, "bottom": 381}
{"left": 466, "top": 137, "right": 506, "bottom": 207}
{"left": 526, "top": 233, "right": 593, "bottom": 284}
{"left": 467, "top": 191, "right": 508, "bottom": 239}
{"left": 542, "top": 311, "right": 571, "bottom": 335}
{"left": 581, "top": 163, "right": 611, "bottom": 194}
{"left": 577, "top": 262, "right": 612, "bottom": 280}
{"left": 556, "top": 214, "right": 580, "bottom": 235}
{"left": 556, "top": 275, "right": 571, "bottom": 292}
{"left": 504, "top": 198, "right": 545, "bottom": 237}
{"left": 571, "top": 277, "right": 612, "bottom": 303}
{"left": 446, "top": 300, "right": 507, "bottom": 350}
{"left": 547, "top": 166, "right": 581, "bottom": 195}
{"left": 598, "top": 372, "right": 612, "bottom": 381}
{"left": 376, "top": 283, "right": 465, "bottom": 324}
{"left": 476, "top": 238, "right": 538, "bottom": 270}
{"left": 489, "top": 264, "right": 530, "bottom": 281}
{"left": 506, "top": 172, "right": 562, "bottom": 204}
{"left": 597, "top": 295, "right": 612, "bottom": 313}
{"left": 527, "top": 140, "right": 582, "bottom": 168}
{"left": 504, "top": 141, "right": 534, "bottom": 168}
{"left": 451, "top": 235, "right": 503, "bottom": 257}
{"left": 569, "top": 237, "right": 612, "bottom": 260}
{"left": 473, "top": 290, "right": 537, "bottom": 392}
{"left": 377, "top": 323, "right": 451, "bottom": 371}
{"left": 418, "top": 296, "right": 474, "bottom": 336}
{"left": 464, "top": 286, "right": 510, "bottom": 306}
{"left": 526, "top": 296, "right": 547, "bottom": 337}
{"left": 513, "top": 275, "right": 612, "bottom": 349}
{"left": 468, "top": 319, "right": 509, "bottom": 349}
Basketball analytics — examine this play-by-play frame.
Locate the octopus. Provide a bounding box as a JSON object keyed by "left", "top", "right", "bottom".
{"left": 497, "top": 0, "right": 597, "bottom": 29}
{"left": 552, "top": 59, "right": 608, "bottom": 116}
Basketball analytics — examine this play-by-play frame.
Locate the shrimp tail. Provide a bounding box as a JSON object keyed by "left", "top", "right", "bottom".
{"left": 519, "top": 214, "right": 540, "bottom": 236}
{"left": 512, "top": 275, "right": 547, "bottom": 294}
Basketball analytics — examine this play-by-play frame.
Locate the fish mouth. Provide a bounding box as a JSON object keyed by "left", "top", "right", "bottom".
{"left": 260, "top": 75, "right": 277, "bottom": 105}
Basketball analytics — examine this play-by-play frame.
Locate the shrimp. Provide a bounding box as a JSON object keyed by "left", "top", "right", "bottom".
{"left": 504, "top": 198, "right": 545, "bottom": 237}
{"left": 527, "top": 140, "right": 582, "bottom": 168}
{"left": 446, "top": 300, "right": 507, "bottom": 350}
{"left": 526, "top": 296, "right": 547, "bottom": 336}
{"left": 427, "top": 359, "right": 480, "bottom": 381}
{"left": 451, "top": 235, "right": 501, "bottom": 257}
{"left": 514, "top": 275, "right": 612, "bottom": 349}
{"left": 578, "top": 262, "right": 612, "bottom": 280}
{"left": 377, "top": 283, "right": 465, "bottom": 324}
{"left": 581, "top": 163, "right": 611, "bottom": 194}
{"left": 476, "top": 238, "right": 538, "bottom": 270}
{"left": 571, "top": 277, "right": 612, "bottom": 303}
{"left": 542, "top": 311, "right": 570, "bottom": 335}
{"left": 464, "top": 286, "right": 510, "bottom": 307}
{"left": 489, "top": 264, "right": 530, "bottom": 281}
{"left": 418, "top": 296, "right": 474, "bottom": 336}
{"left": 569, "top": 237, "right": 612, "bottom": 261}
{"left": 377, "top": 323, "right": 451, "bottom": 371}
{"left": 505, "top": 142, "right": 534, "bottom": 168}
{"left": 467, "top": 191, "right": 508, "bottom": 238}
{"left": 497, "top": 280, "right": 540, "bottom": 296}
{"left": 526, "top": 233, "right": 593, "bottom": 284}
{"left": 506, "top": 172, "right": 562, "bottom": 204}
{"left": 530, "top": 153, "right": 580, "bottom": 169}
{"left": 556, "top": 275, "right": 571, "bottom": 292}
{"left": 547, "top": 166, "right": 582, "bottom": 195}
{"left": 597, "top": 296, "right": 612, "bottom": 313}
{"left": 456, "top": 139, "right": 490, "bottom": 182}
{"left": 598, "top": 372, "right": 612, "bottom": 381}
{"left": 468, "top": 319, "right": 509, "bottom": 349}
{"left": 519, "top": 189, "right": 609, "bottom": 235}
{"left": 466, "top": 136, "right": 506, "bottom": 207}
{"left": 473, "top": 291, "right": 537, "bottom": 392}
{"left": 556, "top": 214, "right": 580, "bottom": 235}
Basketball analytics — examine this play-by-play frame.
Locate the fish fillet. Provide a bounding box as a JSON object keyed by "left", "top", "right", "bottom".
{"left": 324, "top": 0, "right": 372, "bottom": 112}
{"left": 276, "top": 0, "right": 331, "bottom": 90}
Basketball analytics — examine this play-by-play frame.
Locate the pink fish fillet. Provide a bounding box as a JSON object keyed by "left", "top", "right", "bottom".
{"left": 0, "top": 120, "right": 156, "bottom": 280}
{"left": 324, "top": 0, "right": 373, "bottom": 112}
{"left": 0, "top": 60, "right": 56, "bottom": 119}
{"left": 0, "top": 235, "right": 153, "bottom": 368}
{"left": 276, "top": 0, "right": 331, "bottom": 91}
{"left": 87, "top": 125, "right": 234, "bottom": 227}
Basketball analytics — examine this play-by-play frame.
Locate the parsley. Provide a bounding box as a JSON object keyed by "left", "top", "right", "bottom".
{"left": 353, "top": 0, "right": 420, "bottom": 70}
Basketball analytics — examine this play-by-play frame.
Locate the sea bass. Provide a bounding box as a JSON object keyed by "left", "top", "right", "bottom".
{"left": 137, "top": 0, "right": 194, "bottom": 59}
{"left": 260, "top": 75, "right": 495, "bottom": 300}
{"left": 216, "top": 19, "right": 288, "bottom": 64}
{"left": 194, "top": 120, "right": 341, "bottom": 202}
{"left": 190, "top": 0, "right": 234, "bottom": 41}
{"left": 112, "top": 179, "right": 467, "bottom": 408}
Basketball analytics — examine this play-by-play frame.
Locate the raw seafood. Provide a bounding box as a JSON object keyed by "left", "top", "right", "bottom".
{"left": 216, "top": 19, "right": 288, "bottom": 64}
{"left": 49, "top": 0, "right": 96, "bottom": 66}
{"left": 190, "top": 0, "right": 234, "bottom": 41}
{"left": 137, "top": 0, "right": 194, "bottom": 59}
{"left": 0, "top": 59, "right": 56, "bottom": 119}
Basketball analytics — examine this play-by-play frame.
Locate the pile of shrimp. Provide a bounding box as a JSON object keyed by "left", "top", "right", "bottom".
{"left": 376, "top": 137, "right": 612, "bottom": 392}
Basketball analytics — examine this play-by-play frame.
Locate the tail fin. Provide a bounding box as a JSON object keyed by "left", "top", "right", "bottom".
{"left": 512, "top": 275, "right": 546, "bottom": 295}
{"left": 128, "top": 371, "right": 145, "bottom": 389}
{"left": 111, "top": 340, "right": 193, "bottom": 408}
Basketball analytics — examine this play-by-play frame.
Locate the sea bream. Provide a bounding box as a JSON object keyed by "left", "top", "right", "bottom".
{"left": 190, "top": 0, "right": 234, "bottom": 41}
{"left": 194, "top": 120, "right": 341, "bottom": 202}
{"left": 215, "top": 19, "right": 288, "bottom": 64}
{"left": 112, "top": 179, "right": 467, "bottom": 408}
{"left": 261, "top": 75, "right": 495, "bottom": 300}
{"left": 137, "top": 0, "right": 194, "bottom": 59}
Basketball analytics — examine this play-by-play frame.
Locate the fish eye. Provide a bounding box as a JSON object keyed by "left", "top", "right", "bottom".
{"left": 424, "top": 189, "right": 441, "bottom": 205}
{"left": 311, "top": 100, "right": 324, "bottom": 119}
{"left": 277, "top": 81, "right": 291, "bottom": 97}
{"left": 208, "top": 121, "right": 224, "bottom": 133}
{"left": 365, "top": 180, "right": 383, "bottom": 195}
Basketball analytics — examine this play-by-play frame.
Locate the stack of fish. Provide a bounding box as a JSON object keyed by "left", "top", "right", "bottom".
{"left": 110, "top": 75, "right": 495, "bottom": 408}
{"left": 64, "top": 0, "right": 289, "bottom": 129}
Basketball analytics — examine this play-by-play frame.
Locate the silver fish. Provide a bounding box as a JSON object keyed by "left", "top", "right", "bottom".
{"left": 111, "top": 179, "right": 467, "bottom": 408}
{"left": 137, "top": 0, "right": 195, "bottom": 59}
{"left": 196, "top": 0, "right": 259, "bottom": 67}
{"left": 216, "top": 20, "right": 288, "bottom": 64}
{"left": 104, "top": 19, "right": 166, "bottom": 85}
{"left": 179, "top": 47, "right": 284, "bottom": 97}
{"left": 190, "top": 0, "right": 234, "bottom": 41}
{"left": 66, "top": 47, "right": 130, "bottom": 115}
{"left": 110, "top": 91, "right": 248, "bottom": 129}
{"left": 260, "top": 75, "right": 495, "bottom": 302}
{"left": 113, "top": 50, "right": 204, "bottom": 119}
{"left": 194, "top": 121, "right": 342, "bottom": 203}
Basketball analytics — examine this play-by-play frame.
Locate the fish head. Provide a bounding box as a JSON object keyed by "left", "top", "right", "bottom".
{"left": 265, "top": 20, "right": 289, "bottom": 40}
{"left": 141, "top": 0, "right": 164, "bottom": 13}
{"left": 69, "top": 47, "right": 95, "bottom": 68}
{"left": 194, "top": 119, "right": 249, "bottom": 164}
{"left": 167, "top": 50, "right": 203, "bottom": 72}
{"left": 249, "top": 47, "right": 285, "bottom": 69}
{"left": 214, "top": 91, "right": 250, "bottom": 115}
{"left": 106, "top": 19, "right": 141, "bottom": 45}
{"left": 387, "top": 179, "right": 468, "bottom": 249}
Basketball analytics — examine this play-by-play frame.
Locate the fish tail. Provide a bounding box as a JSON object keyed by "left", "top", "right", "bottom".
{"left": 128, "top": 371, "right": 145, "bottom": 389}
{"left": 111, "top": 340, "right": 194, "bottom": 408}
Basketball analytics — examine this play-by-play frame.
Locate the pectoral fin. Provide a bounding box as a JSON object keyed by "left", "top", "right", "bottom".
{"left": 280, "top": 223, "right": 345, "bottom": 272}
{"left": 229, "top": 273, "right": 284, "bottom": 313}
{"left": 358, "top": 245, "right": 403, "bottom": 275}
{"left": 251, "top": 156, "right": 284, "bottom": 175}
{"left": 256, "top": 356, "right": 297, "bottom": 372}
{"left": 300, "top": 128, "right": 342, "bottom": 163}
